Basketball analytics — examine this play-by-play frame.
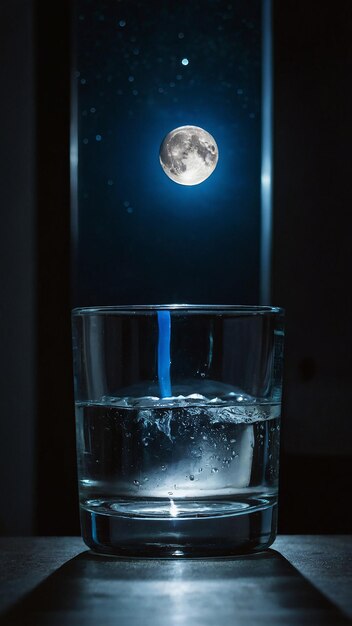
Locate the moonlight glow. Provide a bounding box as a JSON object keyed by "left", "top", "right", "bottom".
{"left": 159, "top": 125, "right": 219, "bottom": 186}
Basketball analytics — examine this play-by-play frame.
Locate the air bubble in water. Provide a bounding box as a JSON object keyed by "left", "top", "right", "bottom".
{"left": 133, "top": 480, "right": 140, "bottom": 486}
{"left": 161, "top": 465, "right": 166, "bottom": 471}
{"left": 211, "top": 467, "right": 219, "bottom": 473}
{"left": 189, "top": 474, "right": 194, "bottom": 481}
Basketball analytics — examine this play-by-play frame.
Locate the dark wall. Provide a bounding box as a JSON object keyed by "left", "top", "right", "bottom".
{"left": 0, "top": 0, "right": 351, "bottom": 535}
{"left": 34, "top": 0, "right": 77, "bottom": 535}
{"left": 0, "top": 0, "right": 36, "bottom": 534}
{"left": 273, "top": 2, "right": 352, "bottom": 531}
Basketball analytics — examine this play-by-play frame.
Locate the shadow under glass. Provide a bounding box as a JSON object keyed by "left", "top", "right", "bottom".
{"left": 1, "top": 549, "right": 350, "bottom": 625}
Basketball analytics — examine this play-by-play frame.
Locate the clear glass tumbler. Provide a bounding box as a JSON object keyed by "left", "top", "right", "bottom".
{"left": 72, "top": 305, "right": 284, "bottom": 557}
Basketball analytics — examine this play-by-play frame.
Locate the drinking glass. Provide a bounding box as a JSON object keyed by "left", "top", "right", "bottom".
{"left": 72, "top": 305, "right": 284, "bottom": 556}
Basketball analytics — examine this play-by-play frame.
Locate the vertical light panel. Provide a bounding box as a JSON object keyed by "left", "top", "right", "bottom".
{"left": 260, "top": 0, "right": 273, "bottom": 304}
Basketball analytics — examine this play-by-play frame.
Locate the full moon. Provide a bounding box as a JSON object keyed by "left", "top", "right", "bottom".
{"left": 159, "top": 125, "right": 219, "bottom": 186}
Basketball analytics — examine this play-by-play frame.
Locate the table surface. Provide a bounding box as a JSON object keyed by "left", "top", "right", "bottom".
{"left": 0, "top": 536, "right": 351, "bottom": 625}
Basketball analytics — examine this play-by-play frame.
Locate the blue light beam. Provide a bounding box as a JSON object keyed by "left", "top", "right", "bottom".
{"left": 157, "top": 310, "right": 172, "bottom": 397}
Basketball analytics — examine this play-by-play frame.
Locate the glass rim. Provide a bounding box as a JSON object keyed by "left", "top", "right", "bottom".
{"left": 72, "top": 304, "right": 284, "bottom": 316}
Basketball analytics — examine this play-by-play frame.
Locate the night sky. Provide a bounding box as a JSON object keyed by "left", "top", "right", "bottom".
{"left": 74, "top": 0, "right": 262, "bottom": 306}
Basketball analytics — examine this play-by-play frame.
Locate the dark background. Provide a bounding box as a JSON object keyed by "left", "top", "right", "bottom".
{"left": 0, "top": 0, "right": 351, "bottom": 535}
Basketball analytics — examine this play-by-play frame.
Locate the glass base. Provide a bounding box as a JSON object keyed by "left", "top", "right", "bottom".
{"left": 80, "top": 497, "right": 277, "bottom": 557}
